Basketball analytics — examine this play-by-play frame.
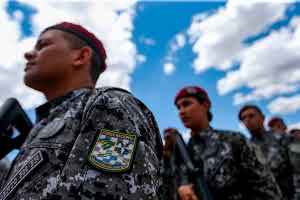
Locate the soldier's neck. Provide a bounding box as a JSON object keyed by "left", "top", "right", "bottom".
{"left": 251, "top": 127, "right": 266, "bottom": 138}
{"left": 191, "top": 124, "right": 210, "bottom": 137}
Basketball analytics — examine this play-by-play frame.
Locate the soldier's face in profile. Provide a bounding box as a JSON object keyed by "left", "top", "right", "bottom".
{"left": 240, "top": 108, "right": 264, "bottom": 134}
{"left": 176, "top": 96, "right": 208, "bottom": 131}
{"left": 23, "top": 29, "right": 76, "bottom": 91}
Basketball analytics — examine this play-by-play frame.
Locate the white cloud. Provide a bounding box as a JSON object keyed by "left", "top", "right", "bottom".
{"left": 140, "top": 37, "right": 156, "bottom": 46}
{"left": 188, "top": 1, "right": 287, "bottom": 73}
{"left": 163, "top": 32, "right": 186, "bottom": 75}
{"left": 0, "top": 0, "right": 138, "bottom": 108}
{"left": 163, "top": 62, "right": 175, "bottom": 75}
{"left": 218, "top": 18, "right": 300, "bottom": 98}
{"left": 136, "top": 54, "right": 146, "bottom": 64}
{"left": 171, "top": 33, "right": 186, "bottom": 51}
{"left": 268, "top": 94, "right": 300, "bottom": 114}
{"left": 185, "top": 0, "right": 300, "bottom": 114}
{"left": 233, "top": 84, "right": 298, "bottom": 105}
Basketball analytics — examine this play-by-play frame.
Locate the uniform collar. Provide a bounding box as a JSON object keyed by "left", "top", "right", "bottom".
{"left": 35, "top": 88, "right": 93, "bottom": 122}
{"left": 192, "top": 126, "right": 214, "bottom": 139}
{"left": 251, "top": 130, "right": 272, "bottom": 142}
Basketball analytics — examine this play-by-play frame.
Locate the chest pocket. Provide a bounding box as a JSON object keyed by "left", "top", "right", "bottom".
{"left": 204, "top": 143, "right": 237, "bottom": 188}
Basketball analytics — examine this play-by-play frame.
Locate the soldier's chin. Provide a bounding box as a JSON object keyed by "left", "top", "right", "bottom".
{"left": 183, "top": 121, "right": 191, "bottom": 129}
{"left": 24, "top": 75, "right": 41, "bottom": 91}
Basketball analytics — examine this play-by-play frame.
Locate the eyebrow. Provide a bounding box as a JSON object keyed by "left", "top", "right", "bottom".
{"left": 35, "top": 38, "right": 51, "bottom": 48}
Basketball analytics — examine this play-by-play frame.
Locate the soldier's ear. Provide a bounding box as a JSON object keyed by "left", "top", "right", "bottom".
{"left": 73, "top": 47, "right": 92, "bottom": 68}
{"left": 202, "top": 100, "right": 210, "bottom": 110}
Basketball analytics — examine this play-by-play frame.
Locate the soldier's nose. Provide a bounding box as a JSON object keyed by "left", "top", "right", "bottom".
{"left": 24, "top": 50, "right": 36, "bottom": 61}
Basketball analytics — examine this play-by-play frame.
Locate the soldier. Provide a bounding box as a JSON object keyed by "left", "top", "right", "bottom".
{"left": 175, "top": 86, "right": 282, "bottom": 200}
{"left": 161, "top": 128, "right": 179, "bottom": 200}
{"left": 0, "top": 22, "right": 163, "bottom": 199}
{"left": 239, "top": 105, "right": 296, "bottom": 200}
{"left": 290, "top": 129, "right": 300, "bottom": 139}
{"left": 288, "top": 128, "right": 300, "bottom": 200}
{"left": 268, "top": 116, "right": 288, "bottom": 135}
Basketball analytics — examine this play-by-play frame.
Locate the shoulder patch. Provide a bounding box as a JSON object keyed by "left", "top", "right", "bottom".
{"left": 88, "top": 129, "right": 138, "bottom": 172}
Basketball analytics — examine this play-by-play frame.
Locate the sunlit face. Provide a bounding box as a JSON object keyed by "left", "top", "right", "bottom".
{"left": 176, "top": 96, "right": 208, "bottom": 131}
{"left": 240, "top": 108, "right": 264, "bottom": 134}
{"left": 24, "top": 29, "right": 75, "bottom": 91}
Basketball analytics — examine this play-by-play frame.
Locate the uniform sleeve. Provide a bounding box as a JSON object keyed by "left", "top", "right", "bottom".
{"left": 237, "top": 137, "right": 284, "bottom": 200}
{"left": 285, "top": 136, "right": 300, "bottom": 200}
{"left": 53, "top": 90, "right": 163, "bottom": 200}
{"left": 175, "top": 140, "right": 193, "bottom": 187}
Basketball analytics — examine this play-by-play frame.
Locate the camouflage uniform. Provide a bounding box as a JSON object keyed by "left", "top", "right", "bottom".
{"left": 0, "top": 159, "right": 10, "bottom": 188}
{"left": 160, "top": 155, "right": 178, "bottom": 200}
{"left": 0, "top": 87, "right": 163, "bottom": 200}
{"left": 177, "top": 127, "right": 283, "bottom": 200}
{"left": 251, "top": 131, "right": 296, "bottom": 199}
{"left": 288, "top": 136, "right": 300, "bottom": 200}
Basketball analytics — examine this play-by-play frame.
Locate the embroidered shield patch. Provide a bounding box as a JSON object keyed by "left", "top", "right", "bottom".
{"left": 88, "top": 129, "right": 138, "bottom": 172}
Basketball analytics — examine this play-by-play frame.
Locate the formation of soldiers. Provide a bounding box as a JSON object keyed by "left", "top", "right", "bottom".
{"left": 0, "top": 21, "right": 298, "bottom": 200}
{"left": 162, "top": 87, "right": 300, "bottom": 200}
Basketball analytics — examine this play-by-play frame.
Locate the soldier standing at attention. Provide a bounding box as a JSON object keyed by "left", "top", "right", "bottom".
{"left": 239, "top": 105, "right": 297, "bottom": 200}
{"left": 0, "top": 22, "right": 163, "bottom": 200}
{"left": 175, "top": 86, "right": 282, "bottom": 200}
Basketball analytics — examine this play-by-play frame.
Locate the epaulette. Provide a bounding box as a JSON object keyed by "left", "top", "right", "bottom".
{"left": 82, "top": 87, "right": 132, "bottom": 120}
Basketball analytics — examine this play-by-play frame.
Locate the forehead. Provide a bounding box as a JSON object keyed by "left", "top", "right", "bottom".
{"left": 38, "top": 29, "right": 66, "bottom": 41}
{"left": 176, "top": 96, "right": 197, "bottom": 104}
{"left": 241, "top": 108, "right": 261, "bottom": 116}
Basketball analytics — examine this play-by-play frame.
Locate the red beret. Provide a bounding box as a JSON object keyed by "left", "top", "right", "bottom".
{"left": 174, "top": 86, "right": 211, "bottom": 107}
{"left": 268, "top": 117, "right": 284, "bottom": 127}
{"left": 43, "top": 22, "right": 107, "bottom": 73}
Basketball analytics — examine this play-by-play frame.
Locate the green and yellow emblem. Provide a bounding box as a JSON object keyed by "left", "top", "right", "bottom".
{"left": 88, "top": 129, "right": 138, "bottom": 172}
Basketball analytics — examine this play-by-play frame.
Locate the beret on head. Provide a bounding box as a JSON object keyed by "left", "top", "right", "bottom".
{"left": 174, "top": 86, "right": 211, "bottom": 107}
{"left": 43, "top": 22, "right": 107, "bottom": 73}
{"left": 268, "top": 117, "right": 284, "bottom": 127}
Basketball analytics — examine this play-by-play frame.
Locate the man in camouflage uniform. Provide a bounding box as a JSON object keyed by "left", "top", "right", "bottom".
{"left": 239, "top": 105, "right": 297, "bottom": 200}
{"left": 174, "top": 86, "right": 282, "bottom": 200}
{"left": 0, "top": 22, "right": 163, "bottom": 200}
{"left": 161, "top": 128, "right": 180, "bottom": 200}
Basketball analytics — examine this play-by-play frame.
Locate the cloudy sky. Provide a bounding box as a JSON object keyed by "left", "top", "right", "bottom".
{"left": 1, "top": 0, "right": 300, "bottom": 144}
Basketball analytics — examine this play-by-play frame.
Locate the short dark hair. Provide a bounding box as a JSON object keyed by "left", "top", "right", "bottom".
{"left": 61, "top": 31, "right": 103, "bottom": 84}
{"left": 238, "top": 104, "right": 263, "bottom": 121}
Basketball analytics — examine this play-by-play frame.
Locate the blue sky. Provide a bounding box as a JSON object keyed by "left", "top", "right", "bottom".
{"left": 1, "top": 1, "right": 300, "bottom": 147}
{"left": 132, "top": 1, "right": 300, "bottom": 139}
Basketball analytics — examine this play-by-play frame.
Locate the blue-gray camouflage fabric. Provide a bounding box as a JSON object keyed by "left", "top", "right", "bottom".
{"left": 177, "top": 127, "right": 283, "bottom": 200}
{"left": 288, "top": 135, "right": 300, "bottom": 200}
{"left": 160, "top": 156, "right": 178, "bottom": 200}
{"left": 251, "top": 131, "right": 298, "bottom": 200}
{"left": 0, "top": 87, "right": 163, "bottom": 200}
